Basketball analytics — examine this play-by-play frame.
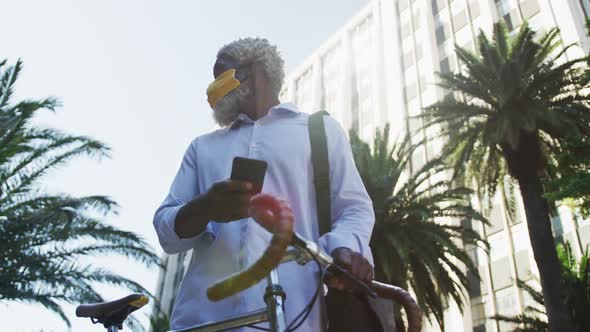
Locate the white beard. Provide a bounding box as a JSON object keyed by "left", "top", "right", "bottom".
{"left": 212, "top": 80, "right": 253, "bottom": 127}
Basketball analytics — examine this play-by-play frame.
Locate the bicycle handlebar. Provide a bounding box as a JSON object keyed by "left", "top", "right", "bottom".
{"left": 371, "top": 281, "right": 422, "bottom": 332}
{"left": 206, "top": 216, "right": 294, "bottom": 302}
{"left": 205, "top": 220, "right": 422, "bottom": 331}
{"left": 291, "top": 233, "right": 422, "bottom": 332}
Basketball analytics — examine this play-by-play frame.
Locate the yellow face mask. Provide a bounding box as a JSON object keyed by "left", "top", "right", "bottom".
{"left": 206, "top": 69, "right": 241, "bottom": 108}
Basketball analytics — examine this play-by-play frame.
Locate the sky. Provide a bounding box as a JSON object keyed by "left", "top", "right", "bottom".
{"left": 0, "top": 0, "right": 368, "bottom": 331}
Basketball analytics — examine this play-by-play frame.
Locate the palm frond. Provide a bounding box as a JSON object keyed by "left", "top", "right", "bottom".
{"left": 0, "top": 59, "right": 158, "bottom": 331}
{"left": 350, "top": 124, "right": 488, "bottom": 328}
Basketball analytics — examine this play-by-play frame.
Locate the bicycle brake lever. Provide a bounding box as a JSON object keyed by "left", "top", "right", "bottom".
{"left": 326, "top": 264, "right": 378, "bottom": 299}
{"left": 291, "top": 232, "right": 333, "bottom": 267}
{"left": 291, "top": 233, "right": 377, "bottom": 298}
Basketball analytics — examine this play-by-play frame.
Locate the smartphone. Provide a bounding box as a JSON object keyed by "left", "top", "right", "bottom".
{"left": 230, "top": 157, "right": 268, "bottom": 193}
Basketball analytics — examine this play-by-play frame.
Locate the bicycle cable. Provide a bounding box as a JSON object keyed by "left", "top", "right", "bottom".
{"left": 246, "top": 324, "right": 270, "bottom": 331}
{"left": 285, "top": 246, "right": 323, "bottom": 331}
{"left": 246, "top": 246, "right": 323, "bottom": 332}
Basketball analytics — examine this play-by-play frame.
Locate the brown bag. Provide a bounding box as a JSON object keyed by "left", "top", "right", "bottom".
{"left": 308, "top": 111, "right": 396, "bottom": 332}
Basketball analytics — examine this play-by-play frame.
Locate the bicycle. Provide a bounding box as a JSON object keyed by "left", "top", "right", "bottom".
{"left": 76, "top": 215, "right": 422, "bottom": 332}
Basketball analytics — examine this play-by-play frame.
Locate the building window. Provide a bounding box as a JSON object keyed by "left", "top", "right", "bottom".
{"left": 471, "top": 302, "right": 487, "bottom": 327}
{"left": 581, "top": 0, "right": 590, "bottom": 19}
{"left": 321, "top": 45, "right": 343, "bottom": 118}
{"left": 509, "top": 201, "right": 525, "bottom": 225}
{"left": 413, "top": 9, "right": 421, "bottom": 30}
{"left": 351, "top": 84, "right": 359, "bottom": 133}
{"left": 453, "top": 10, "right": 469, "bottom": 32}
{"left": 515, "top": 250, "right": 533, "bottom": 280}
{"left": 490, "top": 231, "right": 509, "bottom": 259}
{"left": 435, "top": 26, "right": 445, "bottom": 44}
{"left": 440, "top": 57, "right": 451, "bottom": 74}
{"left": 521, "top": 281, "right": 543, "bottom": 310}
{"left": 491, "top": 257, "right": 513, "bottom": 290}
{"left": 418, "top": 75, "right": 427, "bottom": 91}
{"left": 468, "top": 269, "right": 482, "bottom": 297}
{"left": 520, "top": 0, "right": 541, "bottom": 19}
{"left": 469, "top": 0, "right": 481, "bottom": 18}
{"left": 295, "top": 69, "right": 314, "bottom": 113}
{"left": 399, "top": 0, "right": 410, "bottom": 12}
{"left": 416, "top": 44, "right": 424, "bottom": 60}
{"left": 401, "top": 22, "right": 412, "bottom": 39}
{"left": 504, "top": 9, "right": 521, "bottom": 31}
{"left": 579, "top": 223, "right": 590, "bottom": 247}
{"left": 431, "top": 0, "right": 447, "bottom": 15}
{"left": 408, "top": 116, "right": 422, "bottom": 134}
{"left": 496, "top": 287, "right": 519, "bottom": 330}
{"left": 435, "top": 23, "right": 450, "bottom": 45}
{"left": 473, "top": 325, "right": 486, "bottom": 332}
{"left": 403, "top": 51, "right": 415, "bottom": 68}
{"left": 486, "top": 201, "right": 505, "bottom": 234}
{"left": 412, "top": 146, "right": 426, "bottom": 170}
{"left": 405, "top": 82, "right": 418, "bottom": 101}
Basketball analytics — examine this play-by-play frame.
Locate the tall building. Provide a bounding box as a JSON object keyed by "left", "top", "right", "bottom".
{"left": 154, "top": 0, "right": 590, "bottom": 331}
{"left": 279, "top": 0, "right": 406, "bottom": 145}
{"left": 279, "top": 0, "right": 590, "bottom": 331}
{"left": 154, "top": 253, "right": 191, "bottom": 317}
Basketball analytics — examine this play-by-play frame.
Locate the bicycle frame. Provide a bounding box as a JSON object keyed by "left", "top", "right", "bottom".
{"left": 172, "top": 270, "right": 287, "bottom": 332}
{"left": 169, "top": 247, "right": 311, "bottom": 332}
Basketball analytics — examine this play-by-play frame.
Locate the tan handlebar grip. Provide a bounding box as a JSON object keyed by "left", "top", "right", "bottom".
{"left": 371, "top": 280, "right": 422, "bottom": 332}
{"left": 207, "top": 218, "right": 293, "bottom": 302}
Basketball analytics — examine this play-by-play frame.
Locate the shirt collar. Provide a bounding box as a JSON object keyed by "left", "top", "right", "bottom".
{"left": 229, "top": 102, "right": 299, "bottom": 129}
{"left": 271, "top": 102, "right": 299, "bottom": 115}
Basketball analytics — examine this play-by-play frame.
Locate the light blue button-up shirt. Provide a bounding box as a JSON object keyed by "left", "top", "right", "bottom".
{"left": 153, "top": 102, "right": 375, "bottom": 331}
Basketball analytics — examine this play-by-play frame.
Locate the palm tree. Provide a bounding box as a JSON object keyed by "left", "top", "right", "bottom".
{"left": 0, "top": 59, "right": 160, "bottom": 330}
{"left": 349, "top": 124, "right": 488, "bottom": 330}
{"left": 559, "top": 243, "right": 590, "bottom": 331}
{"left": 150, "top": 311, "right": 171, "bottom": 332}
{"left": 544, "top": 20, "right": 590, "bottom": 218}
{"left": 420, "top": 22, "right": 590, "bottom": 331}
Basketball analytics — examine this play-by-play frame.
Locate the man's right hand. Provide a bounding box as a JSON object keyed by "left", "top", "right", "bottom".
{"left": 174, "top": 179, "right": 254, "bottom": 239}
{"left": 204, "top": 179, "right": 255, "bottom": 222}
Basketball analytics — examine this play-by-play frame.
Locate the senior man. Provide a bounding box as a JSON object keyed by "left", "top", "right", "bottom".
{"left": 154, "top": 37, "right": 378, "bottom": 331}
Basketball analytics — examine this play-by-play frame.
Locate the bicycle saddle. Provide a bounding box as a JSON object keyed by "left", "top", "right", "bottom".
{"left": 76, "top": 293, "right": 148, "bottom": 329}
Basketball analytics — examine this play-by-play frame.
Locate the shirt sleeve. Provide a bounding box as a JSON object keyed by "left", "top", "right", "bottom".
{"left": 153, "top": 138, "right": 214, "bottom": 254}
{"left": 317, "top": 116, "right": 375, "bottom": 266}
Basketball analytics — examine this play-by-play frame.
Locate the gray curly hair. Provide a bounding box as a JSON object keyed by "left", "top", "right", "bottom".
{"left": 217, "top": 37, "right": 285, "bottom": 95}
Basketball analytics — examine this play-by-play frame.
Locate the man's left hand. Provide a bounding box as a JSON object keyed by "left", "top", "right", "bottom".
{"left": 324, "top": 247, "right": 373, "bottom": 292}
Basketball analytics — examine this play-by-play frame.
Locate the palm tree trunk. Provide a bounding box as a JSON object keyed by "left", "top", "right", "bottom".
{"left": 516, "top": 172, "right": 573, "bottom": 332}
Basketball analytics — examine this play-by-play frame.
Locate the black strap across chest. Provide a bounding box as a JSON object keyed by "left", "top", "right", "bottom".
{"left": 308, "top": 110, "right": 332, "bottom": 237}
